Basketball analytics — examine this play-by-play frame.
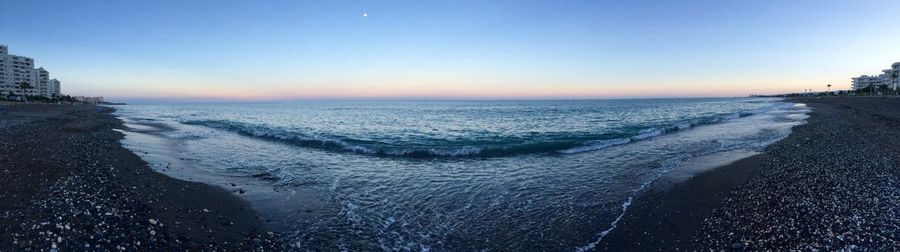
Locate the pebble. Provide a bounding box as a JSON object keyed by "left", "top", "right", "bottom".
{"left": 0, "top": 105, "right": 281, "bottom": 250}
{"left": 695, "top": 99, "right": 900, "bottom": 251}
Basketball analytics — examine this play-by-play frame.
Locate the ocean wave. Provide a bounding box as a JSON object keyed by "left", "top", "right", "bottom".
{"left": 631, "top": 128, "right": 663, "bottom": 140}
{"left": 182, "top": 119, "right": 582, "bottom": 158}
{"left": 559, "top": 102, "right": 797, "bottom": 154}
{"left": 559, "top": 138, "right": 632, "bottom": 154}
{"left": 182, "top": 119, "right": 381, "bottom": 155}
{"left": 181, "top": 102, "right": 796, "bottom": 158}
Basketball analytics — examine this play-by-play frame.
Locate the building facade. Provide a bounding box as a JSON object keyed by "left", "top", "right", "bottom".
{"left": 72, "top": 96, "right": 104, "bottom": 104}
{"left": 0, "top": 44, "right": 62, "bottom": 98}
{"left": 851, "top": 75, "right": 879, "bottom": 90}
{"left": 892, "top": 62, "right": 900, "bottom": 90}
{"left": 34, "top": 67, "right": 49, "bottom": 96}
{"left": 851, "top": 62, "right": 900, "bottom": 91}
{"left": 50, "top": 79, "right": 60, "bottom": 96}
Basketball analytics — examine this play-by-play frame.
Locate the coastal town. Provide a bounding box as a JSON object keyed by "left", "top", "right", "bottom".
{"left": 0, "top": 44, "right": 103, "bottom": 103}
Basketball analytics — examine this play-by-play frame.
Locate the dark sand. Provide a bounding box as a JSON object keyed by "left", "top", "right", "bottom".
{"left": 3, "top": 98, "right": 899, "bottom": 251}
{"left": 0, "top": 104, "right": 278, "bottom": 250}
{"left": 598, "top": 153, "right": 766, "bottom": 251}
{"left": 601, "top": 97, "right": 900, "bottom": 251}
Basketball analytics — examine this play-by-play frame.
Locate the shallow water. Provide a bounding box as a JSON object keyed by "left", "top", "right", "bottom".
{"left": 112, "top": 98, "right": 809, "bottom": 251}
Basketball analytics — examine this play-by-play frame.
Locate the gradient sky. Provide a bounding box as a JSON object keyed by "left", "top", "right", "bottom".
{"left": 2, "top": 0, "right": 900, "bottom": 101}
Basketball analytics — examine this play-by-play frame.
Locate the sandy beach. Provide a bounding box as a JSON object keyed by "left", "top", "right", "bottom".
{"left": 601, "top": 97, "right": 900, "bottom": 250}
{"left": 0, "top": 104, "right": 279, "bottom": 250}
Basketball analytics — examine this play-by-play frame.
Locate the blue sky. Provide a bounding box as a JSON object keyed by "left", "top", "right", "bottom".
{"left": 2, "top": 0, "right": 900, "bottom": 101}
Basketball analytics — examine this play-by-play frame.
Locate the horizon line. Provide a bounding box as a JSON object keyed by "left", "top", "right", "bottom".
{"left": 109, "top": 95, "right": 766, "bottom": 104}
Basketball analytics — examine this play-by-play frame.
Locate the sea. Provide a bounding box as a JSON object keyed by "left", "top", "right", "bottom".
{"left": 111, "top": 98, "right": 810, "bottom": 251}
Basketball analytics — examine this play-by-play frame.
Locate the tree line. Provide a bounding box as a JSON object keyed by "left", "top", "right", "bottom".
{"left": 1, "top": 81, "right": 79, "bottom": 103}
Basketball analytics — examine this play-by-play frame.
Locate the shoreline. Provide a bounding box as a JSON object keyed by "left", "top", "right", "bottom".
{"left": 578, "top": 149, "right": 764, "bottom": 251}
{"left": 600, "top": 97, "right": 900, "bottom": 250}
{"left": 0, "top": 104, "right": 279, "bottom": 250}
{"left": 4, "top": 97, "right": 898, "bottom": 250}
{"left": 113, "top": 113, "right": 317, "bottom": 235}
{"left": 597, "top": 151, "right": 767, "bottom": 250}
{"left": 108, "top": 98, "right": 809, "bottom": 251}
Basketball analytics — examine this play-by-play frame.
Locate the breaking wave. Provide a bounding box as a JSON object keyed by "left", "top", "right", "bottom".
{"left": 181, "top": 102, "right": 796, "bottom": 158}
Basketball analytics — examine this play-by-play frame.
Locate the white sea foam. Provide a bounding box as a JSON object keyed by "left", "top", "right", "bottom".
{"left": 631, "top": 128, "right": 663, "bottom": 140}
{"left": 574, "top": 103, "right": 812, "bottom": 251}
{"left": 559, "top": 138, "right": 632, "bottom": 154}
{"left": 112, "top": 98, "right": 812, "bottom": 250}
{"left": 427, "top": 146, "right": 483, "bottom": 157}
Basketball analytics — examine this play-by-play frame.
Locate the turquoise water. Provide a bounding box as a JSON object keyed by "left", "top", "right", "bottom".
{"left": 126, "top": 99, "right": 789, "bottom": 157}
{"left": 113, "top": 98, "right": 809, "bottom": 250}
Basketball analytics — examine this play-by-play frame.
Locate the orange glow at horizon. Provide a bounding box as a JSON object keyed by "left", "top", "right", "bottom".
{"left": 93, "top": 79, "right": 833, "bottom": 100}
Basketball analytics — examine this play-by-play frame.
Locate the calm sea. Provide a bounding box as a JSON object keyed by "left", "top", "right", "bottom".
{"left": 112, "top": 98, "right": 809, "bottom": 251}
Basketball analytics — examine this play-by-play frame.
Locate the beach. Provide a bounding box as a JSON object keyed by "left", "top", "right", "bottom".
{"left": 0, "top": 104, "right": 278, "bottom": 250}
{"left": 0, "top": 97, "right": 898, "bottom": 250}
{"left": 110, "top": 98, "right": 806, "bottom": 250}
{"left": 601, "top": 97, "right": 900, "bottom": 250}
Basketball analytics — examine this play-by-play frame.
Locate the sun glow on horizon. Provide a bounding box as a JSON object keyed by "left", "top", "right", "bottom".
{"left": 4, "top": 0, "right": 899, "bottom": 101}
{"left": 95, "top": 79, "right": 826, "bottom": 102}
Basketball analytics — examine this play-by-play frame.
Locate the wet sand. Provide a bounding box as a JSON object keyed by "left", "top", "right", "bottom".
{"left": 597, "top": 151, "right": 766, "bottom": 250}
{"left": 601, "top": 97, "right": 900, "bottom": 250}
{"left": 0, "top": 104, "right": 279, "bottom": 250}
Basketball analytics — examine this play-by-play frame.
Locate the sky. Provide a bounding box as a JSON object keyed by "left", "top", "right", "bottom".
{"left": 2, "top": 0, "right": 900, "bottom": 101}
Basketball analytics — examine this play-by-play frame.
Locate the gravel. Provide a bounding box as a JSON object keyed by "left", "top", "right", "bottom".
{"left": 0, "top": 104, "right": 280, "bottom": 250}
{"left": 696, "top": 97, "right": 900, "bottom": 250}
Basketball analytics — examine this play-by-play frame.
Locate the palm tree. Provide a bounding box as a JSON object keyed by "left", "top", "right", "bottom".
{"left": 878, "top": 84, "right": 890, "bottom": 96}
{"left": 861, "top": 85, "right": 875, "bottom": 96}
{"left": 892, "top": 71, "right": 899, "bottom": 95}
{"left": 827, "top": 84, "right": 832, "bottom": 94}
{"left": 17, "top": 81, "right": 32, "bottom": 102}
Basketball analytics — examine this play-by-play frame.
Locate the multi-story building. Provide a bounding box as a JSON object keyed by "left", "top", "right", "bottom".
{"left": 73, "top": 96, "right": 103, "bottom": 104}
{"left": 851, "top": 62, "right": 900, "bottom": 91}
{"left": 0, "top": 44, "right": 62, "bottom": 98}
{"left": 50, "top": 79, "right": 61, "bottom": 96}
{"left": 878, "top": 71, "right": 892, "bottom": 89}
{"left": 852, "top": 75, "right": 879, "bottom": 90}
{"left": 33, "top": 67, "right": 50, "bottom": 96}
{"left": 892, "top": 62, "right": 900, "bottom": 90}
{"left": 0, "top": 45, "right": 35, "bottom": 96}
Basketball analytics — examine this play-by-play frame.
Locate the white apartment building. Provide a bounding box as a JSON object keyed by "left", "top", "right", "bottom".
{"left": 0, "top": 44, "right": 62, "bottom": 98}
{"left": 72, "top": 96, "right": 103, "bottom": 104}
{"left": 50, "top": 78, "right": 60, "bottom": 96}
{"left": 0, "top": 45, "right": 35, "bottom": 96}
{"left": 851, "top": 75, "right": 879, "bottom": 90}
{"left": 34, "top": 67, "right": 49, "bottom": 96}
{"left": 892, "top": 62, "right": 900, "bottom": 90}
{"left": 851, "top": 62, "right": 900, "bottom": 91}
